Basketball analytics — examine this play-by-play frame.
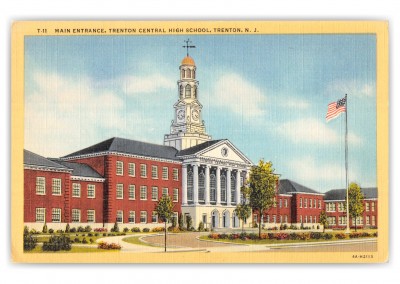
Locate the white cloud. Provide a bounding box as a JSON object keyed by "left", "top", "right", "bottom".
{"left": 123, "top": 74, "right": 175, "bottom": 95}
{"left": 212, "top": 73, "right": 267, "bottom": 117}
{"left": 326, "top": 79, "right": 375, "bottom": 98}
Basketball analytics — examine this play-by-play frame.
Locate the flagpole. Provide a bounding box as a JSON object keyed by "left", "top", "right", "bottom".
{"left": 345, "top": 94, "right": 350, "bottom": 234}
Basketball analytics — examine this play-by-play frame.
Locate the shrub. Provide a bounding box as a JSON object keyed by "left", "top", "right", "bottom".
{"left": 275, "top": 233, "right": 289, "bottom": 240}
{"left": 111, "top": 222, "right": 119, "bottom": 233}
{"left": 248, "top": 233, "right": 258, "bottom": 240}
{"left": 361, "top": 232, "right": 371, "bottom": 238}
{"left": 23, "top": 227, "right": 37, "bottom": 251}
{"left": 103, "top": 233, "right": 107, "bottom": 237}
{"left": 94, "top": 228, "right": 108, "bottom": 232}
{"left": 69, "top": 227, "right": 77, "bottom": 233}
{"left": 48, "top": 228, "right": 54, "bottom": 234}
{"left": 172, "top": 215, "right": 177, "bottom": 228}
{"left": 267, "top": 233, "right": 275, "bottom": 240}
{"left": 56, "top": 229, "right": 64, "bottom": 234}
{"left": 178, "top": 213, "right": 184, "bottom": 230}
{"left": 89, "top": 238, "right": 94, "bottom": 244}
{"left": 42, "top": 223, "right": 48, "bottom": 234}
{"left": 310, "top": 232, "right": 322, "bottom": 240}
{"left": 373, "top": 232, "right": 378, "bottom": 237}
{"left": 289, "top": 225, "right": 297, "bottom": 230}
{"left": 152, "top": 227, "right": 165, "bottom": 232}
{"left": 349, "top": 232, "right": 362, "bottom": 239}
{"left": 123, "top": 227, "right": 130, "bottom": 233}
{"left": 186, "top": 215, "right": 192, "bottom": 231}
{"left": 82, "top": 237, "right": 88, "bottom": 244}
{"left": 77, "top": 226, "right": 85, "bottom": 232}
{"left": 322, "top": 233, "right": 333, "bottom": 240}
{"left": 42, "top": 235, "right": 71, "bottom": 251}
{"left": 97, "top": 242, "right": 121, "bottom": 250}
{"left": 198, "top": 222, "right": 204, "bottom": 232}
{"left": 74, "top": 237, "right": 80, "bottom": 243}
{"left": 65, "top": 223, "right": 70, "bottom": 233}
{"left": 94, "top": 233, "right": 99, "bottom": 237}
{"left": 131, "top": 227, "right": 141, "bottom": 233}
{"left": 208, "top": 233, "right": 219, "bottom": 239}
{"left": 297, "top": 233, "right": 311, "bottom": 241}
{"left": 143, "top": 228, "right": 150, "bottom": 232}
{"left": 289, "top": 233, "right": 298, "bottom": 240}
{"left": 253, "top": 222, "right": 258, "bottom": 228}
{"left": 335, "top": 233, "right": 347, "bottom": 240}
{"left": 84, "top": 225, "right": 92, "bottom": 232}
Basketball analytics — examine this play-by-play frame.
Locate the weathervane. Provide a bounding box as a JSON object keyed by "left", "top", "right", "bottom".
{"left": 183, "top": 39, "right": 196, "bottom": 57}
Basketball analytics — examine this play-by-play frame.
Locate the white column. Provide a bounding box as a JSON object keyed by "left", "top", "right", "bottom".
{"left": 205, "top": 165, "right": 210, "bottom": 205}
{"left": 216, "top": 166, "right": 221, "bottom": 205}
{"left": 226, "top": 167, "right": 232, "bottom": 206}
{"left": 193, "top": 163, "right": 199, "bottom": 205}
{"left": 182, "top": 165, "right": 187, "bottom": 205}
{"left": 236, "top": 170, "right": 241, "bottom": 204}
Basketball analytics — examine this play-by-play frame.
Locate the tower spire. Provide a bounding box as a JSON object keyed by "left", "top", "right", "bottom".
{"left": 183, "top": 39, "right": 196, "bottom": 57}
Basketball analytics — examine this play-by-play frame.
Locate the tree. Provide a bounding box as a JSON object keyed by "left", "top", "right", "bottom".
{"left": 178, "top": 213, "right": 184, "bottom": 231}
{"left": 319, "top": 211, "right": 329, "bottom": 233}
{"left": 248, "top": 159, "right": 278, "bottom": 239}
{"left": 345, "top": 182, "right": 364, "bottom": 232}
{"left": 186, "top": 214, "right": 192, "bottom": 231}
{"left": 155, "top": 195, "right": 174, "bottom": 252}
{"left": 234, "top": 184, "right": 251, "bottom": 233}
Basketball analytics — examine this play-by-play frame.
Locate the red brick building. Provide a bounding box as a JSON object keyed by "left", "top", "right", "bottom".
{"left": 324, "top": 188, "right": 378, "bottom": 229}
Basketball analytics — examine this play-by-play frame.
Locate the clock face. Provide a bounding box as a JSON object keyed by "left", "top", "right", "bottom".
{"left": 192, "top": 109, "right": 199, "bottom": 121}
{"left": 177, "top": 109, "right": 185, "bottom": 121}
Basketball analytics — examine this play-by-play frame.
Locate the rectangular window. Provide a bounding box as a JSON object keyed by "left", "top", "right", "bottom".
{"left": 314, "top": 216, "right": 317, "bottom": 223}
{"left": 339, "top": 216, "right": 347, "bottom": 225}
{"left": 372, "top": 216, "right": 376, "bottom": 226}
{"left": 299, "top": 198, "right": 303, "bottom": 208}
{"left": 129, "top": 211, "right": 135, "bottom": 223}
{"left": 319, "top": 200, "right": 322, "bottom": 209}
{"left": 72, "top": 209, "right": 81, "bottom": 223}
{"left": 36, "top": 177, "right": 46, "bottom": 195}
{"left": 310, "top": 199, "right": 313, "bottom": 208}
{"left": 300, "top": 215, "right": 303, "bottom": 223}
{"left": 314, "top": 199, "right": 317, "bottom": 208}
{"left": 372, "top": 202, "right": 375, "bottom": 212}
{"left": 266, "top": 215, "right": 270, "bottom": 223}
{"left": 116, "top": 161, "right": 123, "bottom": 176}
{"left": 128, "top": 163, "right": 135, "bottom": 177}
{"left": 162, "top": 187, "right": 168, "bottom": 197}
{"left": 279, "top": 199, "right": 282, "bottom": 208}
{"left": 152, "top": 165, "right": 158, "bottom": 179}
{"left": 116, "top": 184, "right": 124, "bottom": 199}
{"left": 284, "top": 215, "right": 288, "bottom": 223}
{"left": 366, "top": 216, "right": 370, "bottom": 225}
{"left": 129, "top": 185, "right": 135, "bottom": 200}
{"left": 152, "top": 211, "right": 158, "bottom": 223}
{"left": 116, "top": 210, "right": 123, "bottom": 223}
{"left": 87, "top": 184, "right": 95, "bottom": 198}
{"left": 173, "top": 188, "right": 179, "bottom": 202}
{"left": 152, "top": 187, "right": 158, "bottom": 201}
{"left": 140, "top": 164, "right": 147, "bottom": 178}
{"left": 140, "top": 186, "right": 147, "bottom": 200}
{"left": 338, "top": 202, "right": 345, "bottom": 212}
{"left": 202, "top": 214, "right": 207, "bottom": 224}
{"left": 304, "top": 198, "right": 307, "bottom": 208}
{"left": 52, "top": 208, "right": 61, "bottom": 222}
{"left": 173, "top": 168, "right": 179, "bottom": 181}
{"left": 162, "top": 167, "right": 168, "bottom": 180}
{"left": 36, "top": 208, "right": 46, "bottom": 222}
{"left": 305, "top": 216, "right": 308, "bottom": 223}
{"left": 87, "top": 210, "right": 95, "bottom": 223}
{"left": 72, "top": 183, "right": 81, "bottom": 197}
{"left": 240, "top": 176, "right": 244, "bottom": 187}
{"left": 52, "top": 178, "right": 62, "bottom": 195}
{"left": 366, "top": 202, "right": 370, "bottom": 212}
{"left": 140, "top": 211, "right": 147, "bottom": 223}
{"left": 273, "top": 215, "right": 276, "bottom": 223}
{"left": 284, "top": 199, "right": 288, "bottom": 208}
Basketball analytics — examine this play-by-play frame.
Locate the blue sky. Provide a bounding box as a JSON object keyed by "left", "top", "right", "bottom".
{"left": 24, "top": 34, "right": 376, "bottom": 192}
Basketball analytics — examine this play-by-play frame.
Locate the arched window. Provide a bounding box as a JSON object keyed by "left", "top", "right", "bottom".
{"left": 187, "top": 69, "right": 191, "bottom": 78}
{"left": 187, "top": 170, "right": 193, "bottom": 201}
{"left": 181, "top": 69, "right": 185, "bottom": 79}
{"left": 185, "top": 84, "right": 191, "bottom": 98}
{"left": 198, "top": 172, "right": 205, "bottom": 201}
{"left": 193, "top": 85, "right": 197, "bottom": 99}
{"left": 179, "top": 85, "right": 183, "bottom": 99}
{"left": 221, "top": 175, "right": 227, "bottom": 202}
{"left": 210, "top": 174, "right": 216, "bottom": 202}
{"left": 231, "top": 175, "right": 236, "bottom": 203}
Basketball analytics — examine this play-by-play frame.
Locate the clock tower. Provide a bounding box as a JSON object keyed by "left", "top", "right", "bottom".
{"left": 164, "top": 44, "right": 211, "bottom": 150}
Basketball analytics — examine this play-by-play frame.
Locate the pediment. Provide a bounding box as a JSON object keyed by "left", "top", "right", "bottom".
{"left": 198, "top": 140, "right": 252, "bottom": 165}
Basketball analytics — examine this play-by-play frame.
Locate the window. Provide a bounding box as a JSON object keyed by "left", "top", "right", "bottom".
{"left": 372, "top": 202, "right": 375, "bottom": 212}
{"left": 116, "top": 184, "right": 123, "bottom": 199}
{"left": 366, "top": 202, "right": 370, "bottom": 212}
{"left": 140, "top": 164, "right": 147, "bottom": 178}
{"left": 230, "top": 175, "right": 236, "bottom": 203}
{"left": 240, "top": 176, "right": 244, "bottom": 187}
{"left": 304, "top": 198, "right": 307, "bottom": 208}
{"left": 87, "top": 210, "right": 95, "bottom": 223}
{"left": 273, "top": 215, "right": 276, "bottom": 223}
{"left": 372, "top": 216, "right": 376, "bottom": 226}
{"left": 152, "top": 165, "right": 158, "bottom": 179}
{"left": 284, "top": 215, "right": 288, "bottom": 223}
{"left": 299, "top": 198, "right": 303, "bottom": 208}
{"left": 314, "top": 216, "right": 317, "bottom": 223}
{"left": 310, "top": 199, "right": 313, "bottom": 208}
{"left": 199, "top": 172, "right": 205, "bottom": 201}
{"left": 314, "top": 199, "right": 317, "bottom": 208}
{"left": 52, "top": 178, "right": 61, "bottom": 195}
{"left": 279, "top": 199, "right": 282, "bottom": 208}
{"left": 328, "top": 216, "right": 336, "bottom": 225}
{"left": 318, "top": 200, "right": 322, "bottom": 209}
{"left": 338, "top": 202, "right": 345, "bottom": 212}
{"left": 52, "top": 208, "right": 61, "bottom": 222}
{"left": 162, "top": 167, "right": 168, "bottom": 180}
{"left": 210, "top": 174, "right": 216, "bottom": 202}
{"left": 220, "top": 175, "right": 227, "bottom": 202}
{"left": 116, "top": 210, "right": 123, "bottom": 223}
{"left": 152, "top": 211, "right": 158, "bottom": 223}
{"left": 366, "top": 216, "right": 370, "bottom": 225}
{"left": 352, "top": 216, "right": 363, "bottom": 226}
{"left": 116, "top": 161, "right": 123, "bottom": 175}
{"left": 266, "top": 215, "right": 270, "bottom": 223}
{"left": 152, "top": 187, "right": 158, "bottom": 201}
{"left": 72, "top": 209, "right": 81, "bottom": 223}
{"left": 185, "top": 84, "right": 191, "bottom": 98}
{"left": 162, "top": 187, "right": 168, "bottom": 197}
{"left": 128, "top": 163, "right": 135, "bottom": 177}
{"left": 87, "top": 184, "right": 95, "bottom": 198}
{"left": 140, "top": 211, "right": 147, "bottom": 223}
{"left": 129, "top": 211, "right": 135, "bottom": 223}
{"left": 36, "top": 208, "right": 45, "bottom": 222}
{"left": 305, "top": 216, "right": 308, "bottom": 223}
{"left": 187, "top": 171, "right": 193, "bottom": 201}
{"left": 129, "top": 185, "right": 135, "bottom": 200}
{"left": 300, "top": 215, "right": 303, "bottom": 223}
{"left": 72, "top": 183, "right": 81, "bottom": 197}
{"left": 339, "top": 216, "right": 347, "bottom": 225}
{"left": 36, "top": 177, "right": 46, "bottom": 195}
{"left": 173, "top": 168, "right": 179, "bottom": 181}
{"left": 140, "top": 186, "right": 147, "bottom": 200}
{"left": 285, "top": 199, "right": 288, "bottom": 208}
{"left": 173, "top": 188, "right": 179, "bottom": 202}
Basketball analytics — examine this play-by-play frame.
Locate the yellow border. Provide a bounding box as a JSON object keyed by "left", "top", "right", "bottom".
{"left": 11, "top": 21, "right": 389, "bottom": 263}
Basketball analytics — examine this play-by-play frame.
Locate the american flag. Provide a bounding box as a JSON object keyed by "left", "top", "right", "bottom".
{"left": 326, "top": 96, "right": 347, "bottom": 122}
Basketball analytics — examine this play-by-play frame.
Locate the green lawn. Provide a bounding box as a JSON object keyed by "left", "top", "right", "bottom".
{"left": 24, "top": 245, "right": 119, "bottom": 253}
{"left": 122, "top": 236, "right": 157, "bottom": 247}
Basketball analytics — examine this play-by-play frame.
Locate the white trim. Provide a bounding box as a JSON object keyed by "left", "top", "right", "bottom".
{"left": 288, "top": 191, "right": 325, "bottom": 196}
{"left": 24, "top": 164, "right": 72, "bottom": 173}
{"left": 70, "top": 176, "right": 105, "bottom": 182}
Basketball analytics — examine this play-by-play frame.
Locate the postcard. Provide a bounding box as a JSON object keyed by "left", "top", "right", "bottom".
{"left": 11, "top": 21, "right": 389, "bottom": 263}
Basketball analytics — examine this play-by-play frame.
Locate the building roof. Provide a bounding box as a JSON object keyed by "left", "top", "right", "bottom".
{"left": 278, "top": 179, "right": 321, "bottom": 195}
{"left": 181, "top": 56, "right": 195, "bottom": 66}
{"left": 50, "top": 159, "right": 103, "bottom": 179}
{"left": 63, "top": 137, "right": 180, "bottom": 161}
{"left": 324, "top": 187, "right": 378, "bottom": 200}
{"left": 24, "top": 149, "right": 70, "bottom": 170}
{"left": 177, "top": 140, "right": 223, "bottom": 156}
